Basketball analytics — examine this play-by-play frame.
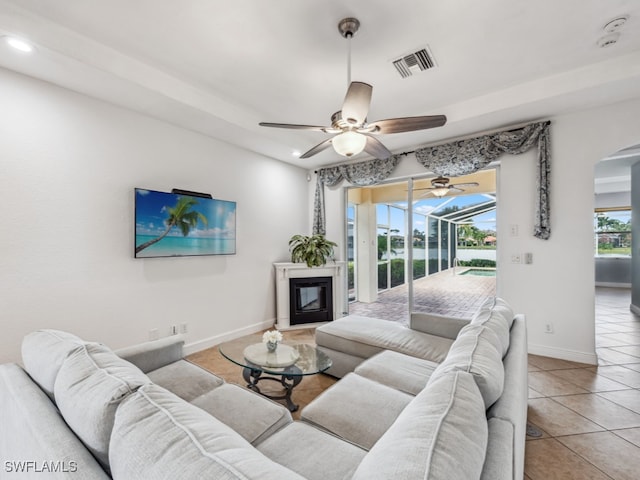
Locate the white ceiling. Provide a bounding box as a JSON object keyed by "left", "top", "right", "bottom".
{"left": 1, "top": 0, "right": 640, "bottom": 174}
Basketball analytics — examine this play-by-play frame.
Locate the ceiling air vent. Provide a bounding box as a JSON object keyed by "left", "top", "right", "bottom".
{"left": 392, "top": 46, "right": 436, "bottom": 78}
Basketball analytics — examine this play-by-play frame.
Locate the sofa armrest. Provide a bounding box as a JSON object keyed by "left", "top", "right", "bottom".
{"left": 409, "top": 313, "right": 470, "bottom": 339}
{"left": 115, "top": 335, "right": 185, "bottom": 373}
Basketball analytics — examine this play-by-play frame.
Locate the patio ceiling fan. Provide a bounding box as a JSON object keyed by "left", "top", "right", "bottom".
{"left": 415, "top": 176, "right": 479, "bottom": 198}
{"left": 259, "top": 17, "right": 447, "bottom": 160}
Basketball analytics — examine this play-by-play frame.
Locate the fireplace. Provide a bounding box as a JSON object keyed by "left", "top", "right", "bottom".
{"left": 289, "top": 277, "right": 333, "bottom": 325}
{"left": 274, "top": 262, "right": 345, "bottom": 330}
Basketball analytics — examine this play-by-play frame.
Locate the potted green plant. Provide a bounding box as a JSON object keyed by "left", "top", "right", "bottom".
{"left": 289, "top": 234, "right": 337, "bottom": 268}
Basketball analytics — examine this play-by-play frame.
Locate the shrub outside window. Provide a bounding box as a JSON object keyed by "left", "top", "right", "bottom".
{"left": 594, "top": 208, "right": 631, "bottom": 256}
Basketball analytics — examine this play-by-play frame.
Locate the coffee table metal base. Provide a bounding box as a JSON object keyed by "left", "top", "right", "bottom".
{"left": 242, "top": 365, "right": 303, "bottom": 412}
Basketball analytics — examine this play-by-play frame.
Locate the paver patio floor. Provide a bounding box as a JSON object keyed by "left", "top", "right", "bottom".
{"left": 348, "top": 268, "right": 496, "bottom": 323}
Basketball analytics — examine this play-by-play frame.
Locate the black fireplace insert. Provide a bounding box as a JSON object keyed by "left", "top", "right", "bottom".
{"left": 289, "top": 276, "right": 333, "bottom": 325}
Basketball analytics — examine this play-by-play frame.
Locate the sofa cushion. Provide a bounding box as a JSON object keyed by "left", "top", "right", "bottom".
{"left": 54, "top": 343, "right": 150, "bottom": 471}
{"left": 0, "top": 364, "right": 111, "bottom": 480}
{"left": 354, "top": 350, "right": 439, "bottom": 395}
{"left": 429, "top": 324, "right": 504, "bottom": 409}
{"left": 470, "top": 298, "right": 514, "bottom": 356}
{"left": 473, "top": 297, "right": 515, "bottom": 335}
{"left": 115, "top": 334, "right": 185, "bottom": 373}
{"left": 191, "top": 383, "right": 292, "bottom": 445}
{"left": 110, "top": 384, "right": 305, "bottom": 480}
{"left": 316, "top": 315, "right": 454, "bottom": 363}
{"left": 147, "top": 359, "right": 224, "bottom": 402}
{"left": 21, "top": 329, "right": 85, "bottom": 399}
{"left": 257, "top": 422, "right": 367, "bottom": 480}
{"left": 410, "top": 312, "right": 470, "bottom": 339}
{"left": 301, "top": 372, "right": 413, "bottom": 450}
{"left": 352, "top": 371, "right": 488, "bottom": 480}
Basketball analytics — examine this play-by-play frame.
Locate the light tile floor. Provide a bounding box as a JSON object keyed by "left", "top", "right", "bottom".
{"left": 525, "top": 287, "right": 640, "bottom": 480}
{"left": 188, "top": 287, "right": 640, "bottom": 479}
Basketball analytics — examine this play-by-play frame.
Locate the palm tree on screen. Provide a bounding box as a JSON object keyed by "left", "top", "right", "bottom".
{"left": 135, "top": 197, "right": 208, "bottom": 254}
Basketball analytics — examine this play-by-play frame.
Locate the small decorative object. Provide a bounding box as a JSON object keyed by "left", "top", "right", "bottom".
{"left": 289, "top": 234, "right": 337, "bottom": 267}
{"left": 262, "top": 330, "right": 283, "bottom": 352}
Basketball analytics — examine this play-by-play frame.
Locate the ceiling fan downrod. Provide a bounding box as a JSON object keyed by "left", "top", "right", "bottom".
{"left": 338, "top": 18, "right": 360, "bottom": 87}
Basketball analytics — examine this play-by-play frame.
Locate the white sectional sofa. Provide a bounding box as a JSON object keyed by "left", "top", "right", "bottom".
{"left": 313, "top": 297, "right": 528, "bottom": 480}
{"left": 0, "top": 296, "right": 526, "bottom": 480}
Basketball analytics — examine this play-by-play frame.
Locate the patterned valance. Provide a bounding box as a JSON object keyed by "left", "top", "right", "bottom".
{"left": 416, "top": 121, "right": 551, "bottom": 239}
{"left": 313, "top": 156, "right": 401, "bottom": 235}
{"left": 312, "top": 121, "right": 551, "bottom": 240}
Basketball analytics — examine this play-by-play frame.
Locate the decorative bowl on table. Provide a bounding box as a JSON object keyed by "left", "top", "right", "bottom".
{"left": 243, "top": 343, "right": 300, "bottom": 368}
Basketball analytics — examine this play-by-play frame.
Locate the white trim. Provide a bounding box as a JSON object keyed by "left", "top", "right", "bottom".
{"left": 528, "top": 343, "right": 598, "bottom": 365}
{"left": 595, "top": 282, "right": 632, "bottom": 288}
{"left": 183, "top": 319, "right": 274, "bottom": 356}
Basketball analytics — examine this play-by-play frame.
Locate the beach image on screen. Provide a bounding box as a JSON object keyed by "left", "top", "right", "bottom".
{"left": 135, "top": 189, "right": 236, "bottom": 258}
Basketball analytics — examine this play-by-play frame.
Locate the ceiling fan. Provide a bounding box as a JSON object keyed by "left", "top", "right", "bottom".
{"left": 259, "top": 17, "right": 447, "bottom": 160}
{"left": 415, "top": 176, "right": 480, "bottom": 198}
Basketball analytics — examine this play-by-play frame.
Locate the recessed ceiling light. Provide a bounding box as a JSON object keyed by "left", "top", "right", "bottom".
{"left": 597, "top": 32, "right": 620, "bottom": 48}
{"left": 3, "top": 36, "right": 35, "bottom": 53}
{"left": 603, "top": 16, "right": 628, "bottom": 33}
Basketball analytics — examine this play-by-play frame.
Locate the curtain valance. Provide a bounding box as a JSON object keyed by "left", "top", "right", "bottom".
{"left": 313, "top": 121, "right": 550, "bottom": 239}
{"left": 313, "top": 156, "right": 401, "bottom": 235}
{"left": 415, "top": 121, "right": 550, "bottom": 239}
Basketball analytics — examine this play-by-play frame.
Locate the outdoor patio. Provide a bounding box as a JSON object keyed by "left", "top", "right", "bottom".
{"left": 347, "top": 268, "right": 496, "bottom": 323}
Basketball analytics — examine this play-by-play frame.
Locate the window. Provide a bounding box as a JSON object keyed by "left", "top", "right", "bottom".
{"left": 594, "top": 208, "right": 631, "bottom": 256}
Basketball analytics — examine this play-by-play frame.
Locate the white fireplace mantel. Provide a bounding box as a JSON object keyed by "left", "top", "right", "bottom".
{"left": 274, "top": 261, "right": 346, "bottom": 330}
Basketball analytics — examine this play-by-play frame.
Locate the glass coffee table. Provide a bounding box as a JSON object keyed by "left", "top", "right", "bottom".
{"left": 218, "top": 334, "right": 332, "bottom": 412}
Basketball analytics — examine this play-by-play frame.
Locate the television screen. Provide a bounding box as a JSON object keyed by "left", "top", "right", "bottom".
{"left": 134, "top": 188, "right": 236, "bottom": 258}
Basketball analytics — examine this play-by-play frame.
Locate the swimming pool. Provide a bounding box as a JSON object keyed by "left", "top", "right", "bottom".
{"left": 459, "top": 268, "right": 497, "bottom": 277}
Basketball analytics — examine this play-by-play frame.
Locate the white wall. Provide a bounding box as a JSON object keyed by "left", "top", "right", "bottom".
{"left": 0, "top": 67, "right": 309, "bottom": 363}
{"left": 595, "top": 191, "right": 631, "bottom": 209}
{"left": 318, "top": 97, "right": 640, "bottom": 364}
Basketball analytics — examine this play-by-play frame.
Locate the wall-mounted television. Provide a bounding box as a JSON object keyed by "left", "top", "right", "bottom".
{"left": 134, "top": 188, "right": 236, "bottom": 258}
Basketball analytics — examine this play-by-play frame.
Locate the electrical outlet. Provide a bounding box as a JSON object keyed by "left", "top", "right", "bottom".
{"left": 524, "top": 252, "right": 533, "bottom": 264}
{"left": 180, "top": 323, "right": 188, "bottom": 334}
{"left": 511, "top": 254, "right": 521, "bottom": 264}
{"left": 170, "top": 325, "right": 178, "bottom": 335}
{"left": 149, "top": 329, "right": 159, "bottom": 341}
{"left": 544, "top": 323, "right": 554, "bottom": 334}
{"left": 509, "top": 224, "right": 519, "bottom": 237}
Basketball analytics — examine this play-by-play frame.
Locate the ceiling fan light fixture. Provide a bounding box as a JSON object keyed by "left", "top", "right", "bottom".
{"left": 332, "top": 130, "right": 366, "bottom": 157}
{"left": 431, "top": 187, "right": 449, "bottom": 198}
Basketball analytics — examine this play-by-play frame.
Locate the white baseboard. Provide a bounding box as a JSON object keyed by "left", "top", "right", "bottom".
{"left": 184, "top": 319, "right": 275, "bottom": 356}
{"left": 595, "top": 282, "right": 631, "bottom": 288}
{"left": 528, "top": 343, "right": 598, "bottom": 365}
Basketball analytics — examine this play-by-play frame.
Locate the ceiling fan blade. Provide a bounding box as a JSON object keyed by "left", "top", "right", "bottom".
{"left": 368, "top": 115, "right": 447, "bottom": 134}
{"left": 450, "top": 182, "right": 480, "bottom": 188}
{"left": 363, "top": 135, "right": 392, "bottom": 160}
{"left": 300, "top": 138, "right": 334, "bottom": 159}
{"left": 341, "top": 82, "right": 372, "bottom": 126}
{"left": 259, "top": 122, "right": 330, "bottom": 132}
{"left": 449, "top": 186, "right": 465, "bottom": 192}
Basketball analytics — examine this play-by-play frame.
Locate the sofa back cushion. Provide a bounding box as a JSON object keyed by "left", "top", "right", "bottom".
{"left": 54, "top": 343, "right": 150, "bottom": 472}
{"left": 429, "top": 324, "right": 505, "bottom": 409}
{"left": 471, "top": 298, "right": 515, "bottom": 356}
{"left": 21, "top": 329, "right": 85, "bottom": 399}
{"left": 110, "top": 384, "right": 305, "bottom": 480}
{"left": 352, "top": 371, "right": 488, "bottom": 480}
